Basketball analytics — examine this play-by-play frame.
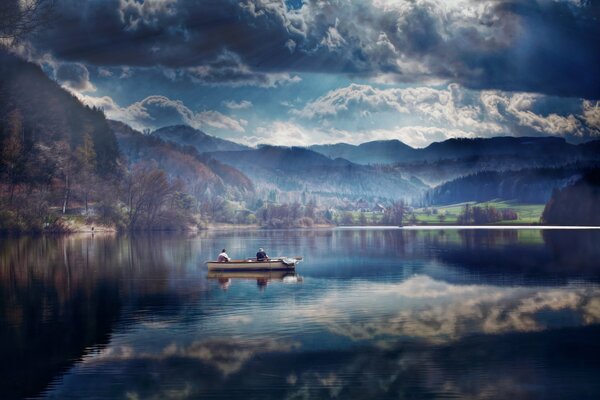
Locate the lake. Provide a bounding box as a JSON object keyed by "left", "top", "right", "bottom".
{"left": 1, "top": 228, "right": 600, "bottom": 399}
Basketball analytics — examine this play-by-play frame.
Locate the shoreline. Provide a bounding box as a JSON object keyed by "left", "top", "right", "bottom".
{"left": 7, "top": 223, "right": 599, "bottom": 236}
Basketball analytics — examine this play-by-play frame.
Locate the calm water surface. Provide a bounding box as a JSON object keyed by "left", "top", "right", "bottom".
{"left": 1, "top": 228, "right": 600, "bottom": 399}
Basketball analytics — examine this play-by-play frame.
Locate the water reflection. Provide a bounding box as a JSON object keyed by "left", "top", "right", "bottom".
{"left": 208, "top": 270, "right": 303, "bottom": 290}
{"left": 0, "top": 229, "right": 599, "bottom": 399}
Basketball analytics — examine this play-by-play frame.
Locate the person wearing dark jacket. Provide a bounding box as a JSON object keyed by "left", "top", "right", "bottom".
{"left": 256, "top": 248, "right": 268, "bottom": 262}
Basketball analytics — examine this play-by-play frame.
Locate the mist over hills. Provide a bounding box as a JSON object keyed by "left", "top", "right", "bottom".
{"left": 310, "top": 140, "right": 415, "bottom": 165}
{"left": 128, "top": 123, "right": 600, "bottom": 204}
{"left": 310, "top": 137, "right": 599, "bottom": 165}
{"left": 208, "top": 146, "right": 426, "bottom": 202}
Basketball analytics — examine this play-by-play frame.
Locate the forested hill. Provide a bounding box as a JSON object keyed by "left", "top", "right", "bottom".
{"left": 110, "top": 121, "right": 253, "bottom": 196}
{"left": 152, "top": 125, "right": 250, "bottom": 153}
{"left": 209, "top": 146, "right": 426, "bottom": 202}
{"left": 0, "top": 50, "right": 119, "bottom": 175}
{"left": 310, "top": 140, "right": 415, "bottom": 165}
{"left": 0, "top": 52, "right": 256, "bottom": 232}
{"left": 426, "top": 165, "right": 594, "bottom": 205}
{"left": 542, "top": 169, "right": 600, "bottom": 225}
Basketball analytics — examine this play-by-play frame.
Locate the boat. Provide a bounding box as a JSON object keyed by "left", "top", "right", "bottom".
{"left": 206, "top": 256, "right": 303, "bottom": 271}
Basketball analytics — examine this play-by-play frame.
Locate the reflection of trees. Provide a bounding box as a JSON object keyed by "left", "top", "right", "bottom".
{"left": 542, "top": 230, "right": 600, "bottom": 273}
{"left": 0, "top": 234, "right": 197, "bottom": 399}
{"left": 431, "top": 229, "right": 600, "bottom": 282}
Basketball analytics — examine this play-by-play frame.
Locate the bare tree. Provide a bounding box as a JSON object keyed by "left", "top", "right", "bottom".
{"left": 0, "top": 0, "right": 55, "bottom": 45}
{"left": 382, "top": 200, "right": 406, "bottom": 226}
{"left": 1, "top": 108, "right": 24, "bottom": 204}
{"left": 74, "top": 133, "right": 97, "bottom": 214}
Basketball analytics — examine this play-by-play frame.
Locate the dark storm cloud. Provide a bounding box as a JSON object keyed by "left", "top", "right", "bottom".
{"left": 54, "top": 62, "right": 95, "bottom": 91}
{"left": 32, "top": 0, "right": 600, "bottom": 97}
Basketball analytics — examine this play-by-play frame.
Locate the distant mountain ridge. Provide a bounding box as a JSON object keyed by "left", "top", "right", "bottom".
{"left": 310, "top": 136, "right": 599, "bottom": 165}
{"left": 310, "top": 140, "right": 415, "bottom": 164}
{"left": 152, "top": 125, "right": 250, "bottom": 153}
{"left": 208, "top": 146, "right": 426, "bottom": 201}
{"left": 110, "top": 121, "right": 254, "bottom": 196}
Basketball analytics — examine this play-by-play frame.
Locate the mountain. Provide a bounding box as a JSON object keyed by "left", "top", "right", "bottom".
{"left": 152, "top": 125, "right": 249, "bottom": 153}
{"left": 109, "top": 121, "right": 253, "bottom": 196}
{"left": 208, "top": 146, "right": 426, "bottom": 202}
{"left": 310, "top": 140, "right": 415, "bottom": 164}
{"left": 420, "top": 136, "right": 582, "bottom": 161}
{"left": 311, "top": 136, "right": 597, "bottom": 164}
{"left": 311, "top": 137, "right": 600, "bottom": 186}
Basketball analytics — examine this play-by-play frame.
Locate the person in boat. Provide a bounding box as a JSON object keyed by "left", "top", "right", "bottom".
{"left": 256, "top": 248, "right": 268, "bottom": 262}
{"left": 217, "top": 249, "right": 230, "bottom": 262}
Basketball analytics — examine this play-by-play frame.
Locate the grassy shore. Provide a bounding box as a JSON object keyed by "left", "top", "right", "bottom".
{"left": 349, "top": 200, "right": 546, "bottom": 226}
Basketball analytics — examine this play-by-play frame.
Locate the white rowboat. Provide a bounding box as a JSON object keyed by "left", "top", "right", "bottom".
{"left": 206, "top": 256, "right": 303, "bottom": 271}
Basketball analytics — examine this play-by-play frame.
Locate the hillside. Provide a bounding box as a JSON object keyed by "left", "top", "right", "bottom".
{"left": 311, "top": 137, "right": 600, "bottom": 186}
{"left": 542, "top": 169, "right": 600, "bottom": 225}
{"left": 209, "top": 146, "right": 426, "bottom": 202}
{"left": 310, "top": 140, "right": 415, "bottom": 165}
{"left": 110, "top": 121, "right": 254, "bottom": 197}
{"left": 0, "top": 50, "right": 119, "bottom": 175}
{"left": 0, "top": 51, "right": 254, "bottom": 232}
{"left": 310, "top": 137, "right": 592, "bottom": 165}
{"left": 152, "top": 125, "right": 250, "bottom": 153}
{"left": 426, "top": 166, "right": 592, "bottom": 205}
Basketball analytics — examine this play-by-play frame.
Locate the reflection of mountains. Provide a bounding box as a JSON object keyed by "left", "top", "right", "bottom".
{"left": 0, "top": 235, "right": 201, "bottom": 399}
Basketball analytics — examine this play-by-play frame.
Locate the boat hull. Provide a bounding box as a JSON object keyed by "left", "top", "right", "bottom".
{"left": 207, "top": 259, "right": 297, "bottom": 271}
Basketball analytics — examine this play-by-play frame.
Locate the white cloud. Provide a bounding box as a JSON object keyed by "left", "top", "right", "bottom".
{"left": 482, "top": 91, "right": 582, "bottom": 135}
{"left": 98, "top": 67, "right": 113, "bottom": 77}
{"left": 197, "top": 110, "right": 247, "bottom": 132}
{"left": 295, "top": 83, "right": 593, "bottom": 139}
{"left": 185, "top": 50, "right": 301, "bottom": 88}
{"left": 118, "top": 0, "right": 178, "bottom": 31}
{"left": 239, "top": 121, "right": 472, "bottom": 148}
{"left": 295, "top": 83, "right": 503, "bottom": 134}
{"left": 76, "top": 93, "right": 247, "bottom": 133}
{"left": 320, "top": 19, "right": 346, "bottom": 51}
{"left": 241, "top": 121, "right": 316, "bottom": 147}
{"left": 223, "top": 100, "right": 253, "bottom": 110}
{"left": 582, "top": 100, "right": 600, "bottom": 133}
{"left": 50, "top": 62, "right": 96, "bottom": 92}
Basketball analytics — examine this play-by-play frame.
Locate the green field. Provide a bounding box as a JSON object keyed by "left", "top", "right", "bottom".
{"left": 413, "top": 200, "right": 545, "bottom": 225}
{"left": 346, "top": 200, "right": 545, "bottom": 225}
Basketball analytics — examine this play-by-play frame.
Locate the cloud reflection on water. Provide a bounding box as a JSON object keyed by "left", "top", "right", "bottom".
{"left": 293, "top": 275, "right": 600, "bottom": 345}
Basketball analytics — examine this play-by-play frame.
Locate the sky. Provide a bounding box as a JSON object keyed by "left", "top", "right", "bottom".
{"left": 20, "top": 0, "right": 600, "bottom": 148}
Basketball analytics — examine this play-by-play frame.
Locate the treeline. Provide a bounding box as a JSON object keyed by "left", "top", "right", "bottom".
{"left": 457, "top": 204, "right": 518, "bottom": 224}
{"left": 426, "top": 166, "right": 595, "bottom": 205}
{"left": 255, "top": 200, "right": 320, "bottom": 228}
{"left": 542, "top": 169, "right": 600, "bottom": 226}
